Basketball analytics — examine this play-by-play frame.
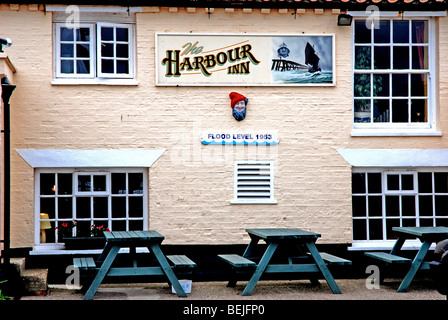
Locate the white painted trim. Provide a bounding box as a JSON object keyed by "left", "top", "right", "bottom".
{"left": 347, "top": 11, "right": 446, "bottom": 17}
{"left": 17, "top": 149, "right": 165, "bottom": 168}
{"left": 351, "top": 128, "right": 442, "bottom": 137}
{"left": 337, "top": 149, "right": 448, "bottom": 167}
{"left": 51, "top": 78, "right": 138, "bottom": 85}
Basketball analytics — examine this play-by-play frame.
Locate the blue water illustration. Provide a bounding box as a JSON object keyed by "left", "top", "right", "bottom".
{"left": 272, "top": 70, "right": 333, "bottom": 84}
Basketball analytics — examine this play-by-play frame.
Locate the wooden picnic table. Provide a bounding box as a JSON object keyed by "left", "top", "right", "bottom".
{"left": 81, "top": 231, "right": 195, "bottom": 300}
{"left": 219, "top": 228, "right": 351, "bottom": 296}
{"left": 365, "top": 226, "right": 448, "bottom": 292}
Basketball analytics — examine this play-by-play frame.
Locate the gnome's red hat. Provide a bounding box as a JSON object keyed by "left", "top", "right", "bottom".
{"left": 229, "top": 92, "right": 247, "bottom": 108}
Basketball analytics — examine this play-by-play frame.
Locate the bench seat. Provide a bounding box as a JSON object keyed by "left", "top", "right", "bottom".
{"left": 218, "top": 254, "right": 257, "bottom": 268}
{"left": 73, "top": 257, "right": 97, "bottom": 271}
{"left": 365, "top": 252, "right": 412, "bottom": 264}
{"left": 319, "top": 252, "right": 352, "bottom": 266}
{"left": 167, "top": 255, "right": 197, "bottom": 269}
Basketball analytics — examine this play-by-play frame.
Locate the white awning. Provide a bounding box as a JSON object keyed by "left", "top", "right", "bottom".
{"left": 17, "top": 149, "right": 165, "bottom": 168}
{"left": 337, "top": 149, "right": 448, "bottom": 168}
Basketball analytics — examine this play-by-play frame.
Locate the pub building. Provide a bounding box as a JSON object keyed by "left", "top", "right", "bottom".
{"left": 1, "top": 0, "right": 448, "bottom": 280}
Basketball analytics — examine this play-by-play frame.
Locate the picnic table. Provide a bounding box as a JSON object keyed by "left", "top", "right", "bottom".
{"left": 218, "top": 228, "right": 351, "bottom": 296}
{"left": 77, "top": 231, "right": 196, "bottom": 300}
{"left": 365, "top": 226, "right": 448, "bottom": 292}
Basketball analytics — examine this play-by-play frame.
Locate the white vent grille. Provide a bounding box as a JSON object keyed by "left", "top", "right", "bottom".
{"left": 233, "top": 161, "right": 276, "bottom": 204}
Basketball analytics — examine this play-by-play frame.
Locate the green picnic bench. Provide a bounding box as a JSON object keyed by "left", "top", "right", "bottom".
{"left": 218, "top": 228, "right": 351, "bottom": 295}
{"left": 77, "top": 231, "right": 196, "bottom": 300}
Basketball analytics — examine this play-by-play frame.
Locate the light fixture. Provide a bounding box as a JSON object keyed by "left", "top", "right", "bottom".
{"left": 40, "top": 213, "right": 52, "bottom": 243}
{"left": 337, "top": 14, "right": 353, "bottom": 26}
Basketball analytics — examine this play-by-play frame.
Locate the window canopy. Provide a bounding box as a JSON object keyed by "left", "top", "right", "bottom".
{"left": 17, "top": 149, "right": 165, "bottom": 168}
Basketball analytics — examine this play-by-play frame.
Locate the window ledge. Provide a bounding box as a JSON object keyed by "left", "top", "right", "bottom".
{"left": 351, "top": 129, "right": 442, "bottom": 137}
{"left": 51, "top": 78, "right": 138, "bottom": 86}
{"left": 348, "top": 240, "right": 436, "bottom": 251}
{"left": 230, "top": 199, "right": 278, "bottom": 205}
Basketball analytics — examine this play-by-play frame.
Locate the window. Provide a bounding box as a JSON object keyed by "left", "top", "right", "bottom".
{"left": 37, "top": 169, "right": 147, "bottom": 245}
{"left": 231, "top": 161, "right": 277, "bottom": 204}
{"left": 54, "top": 22, "right": 134, "bottom": 80}
{"left": 352, "top": 170, "right": 448, "bottom": 242}
{"left": 353, "top": 19, "right": 433, "bottom": 131}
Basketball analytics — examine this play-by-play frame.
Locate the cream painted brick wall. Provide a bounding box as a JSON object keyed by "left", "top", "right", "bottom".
{"left": 1, "top": 6, "right": 447, "bottom": 248}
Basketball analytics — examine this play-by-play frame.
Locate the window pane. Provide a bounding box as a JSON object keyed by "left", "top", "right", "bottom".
{"left": 353, "top": 219, "right": 367, "bottom": 240}
{"left": 418, "top": 172, "right": 432, "bottom": 193}
{"left": 354, "top": 74, "right": 370, "bottom": 97}
{"left": 412, "top": 21, "right": 428, "bottom": 43}
{"left": 101, "top": 27, "right": 114, "bottom": 41}
{"left": 373, "top": 46, "right": 390, "bottom": 70}
{"left": 419, "top": 195, "right": 433, "bottom": 216}
{"left": 61, "top": 44, "right": 74, "bottom": 57}
{"left": 40, "top": 174, "right": 55, "bottom": 195}
{"left": 368, "top": 196, "right": 382, "bottom": 217}
{"left": 93, "top": 175, "right": 106, "bottom": 192}
{"left": 354, "top": 100, "right": 371, "bottom": 123}
{"left": 129, "top": 173, "right": 143, "bottom": 194}
{"left": 112, "top": 173, "right": 126, "bottom": 194}
{"left": 129, "top": 220, "right": 143, "bottom": 231}
{"left": 386, "top": 196, "right": 400, "bottom": 217}
{"left": 76, "top": 28, "right": 90, "bottom": 41}
{"left": 369, "top": 219, "right": 383, "bottom": 240}
{"left": 76, "top": 197, "right": 91, "bottom": 219}
{"left": 78, "top": 175, "right": 91, "bottom": 192}
{"left": 401, "top": 174, "right": 414, "bottom": 190}
{"left": 420, "top": 218, "right": 434, "bottom": 227}
{"left": 116, "top": 28, "right": 129, "bottom": 42}
{"left": 373, "top": 74, "right": 389, "bottom": 97}
{"left": 386, "top": 219, "right": 400, "bottom": 239}
{"left": 58, "top": 197, "right": 72, "bottom": 219}
{"left": 117, "top": 60, "right": 129, "bottom": 74}
{"left": 112, "top": 197, "right": 126, "bottom": 218}
{"left": 61, "top": 60, "right": 74, "bottom": 74}
{"left": 387, "top": 174, "right": 399, "bottom": 190}
{"left": 58, "top": 173, "right": 72, "bottom": 195}
{"left": 393, "top": 46, "right": 409, "bottom": 69}
{"left": 60, "top": 27, "right": 74, "bottom": 41}
{"left": 402, "top": 218, "right": 416, "bottom": 227}
{"left": 101, "top": 59, "right": 114, "bottom": 73}
{"left": 116, "top": 44, "right": 129, "bottom": 58}
{"left": 435, "top": 195, "right": 448, "bottom": 216}
{"left": 93, "top": 197, "right": 108, "bottom": 218}
{"left": 435, "top": 173, "right": 448, "bottom": 193}
{"left": 76, "top": 60, "right": 90, "bottom": 74}
{"left": 411, "top": 99, "right": 427, "bottom": 123}
{"left": 352, "top": 196, "right": 366, "bottom": 217}
{"left": 112, "top": 220, "right": 126, "bottom": 231}
{"left": 402, "top": 195, "right": 416, "bottom": 216}
{"left": 392, "top": 74, "right": 408, "bottom": 96}
{"left": 77, "top": 220, "right": 91, "bottom": 237}
{"left": 352, "top": 173, "right": 366, "bottom": 194}
{"left": 129, "top": 197, "right": 143, "bottom": 217}
{"left": 392, "top": 99, "right": 409, "bottom": 123}
{"left": 373, "top": 100, "right": 390, "bottom": 123}
{"left": 76, "top": 44, "right": 90, "bottom": 58}
{"left": 411, "top": 74, "right": 427, "bottom": 97}
{"left": 40, "top": 198, "right": 55, "bottom": 219}
{"left": 355, "top": 21, "right": 371, "bottom": 43}
{"left": 374, "top": 21, "right": 390, "bottom": 43}
{"left": 393, "top": 21, "right": 409, "bottom": 43}
{"left": 102, "top": 43, "right": 114, "bottom": 57}
{"left": 412, "top": 46, "right": 428, "bottom": 69}
{"left": 355, "top": 46, "right": 371, "bottom": 70}
{"left": 368, "top": 173, "right": 382, "bottom": 193}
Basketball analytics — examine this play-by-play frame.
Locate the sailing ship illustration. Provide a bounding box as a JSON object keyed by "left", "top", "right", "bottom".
{"left": 305, "top": 42, "right": 321, "bottom": 73}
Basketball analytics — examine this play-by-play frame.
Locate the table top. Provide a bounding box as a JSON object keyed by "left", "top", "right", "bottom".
{"left": 246, "top": 228, "right": 321, "bottom": 241}
{"left": 103, "top": 230, "right": 165, "bottom": 243}
{"left": 392, "top": 227, "right": 448, "bottom": 240}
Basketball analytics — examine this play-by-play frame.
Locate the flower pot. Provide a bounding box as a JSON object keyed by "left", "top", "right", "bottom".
{"left": 63, "top": 237, "right": 106, "bottom": 250}
{"left": 354, "top": 111, "right": 371, "bottom": 123}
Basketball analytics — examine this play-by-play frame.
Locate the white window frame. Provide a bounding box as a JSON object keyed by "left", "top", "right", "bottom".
{"left": 35, "top": 168, "right": 148, "bottom": 250}
{"left": 350, "top": 168, "right": 448, "bottom": 250}
{"left": 351, "top": 17, "right": 438, "bottom": 136}
{"left": 53, "top": 21, "right": 135, "bottom": 83}
{"left": 231, "top": 160, "right": 277, "bottom": 205}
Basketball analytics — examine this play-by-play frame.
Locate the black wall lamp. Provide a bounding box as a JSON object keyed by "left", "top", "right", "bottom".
{"left": 337, "top": 14, "right": 353, "bottom": 26}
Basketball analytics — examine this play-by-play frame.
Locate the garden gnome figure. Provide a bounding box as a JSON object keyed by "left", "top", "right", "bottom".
{"left": 229, "top": 92, "right": 248, "bottom": 121}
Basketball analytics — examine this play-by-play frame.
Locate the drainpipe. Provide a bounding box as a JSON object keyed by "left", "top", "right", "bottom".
{"left": 1, "top": 77, "right": 15, "bottom": 265}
